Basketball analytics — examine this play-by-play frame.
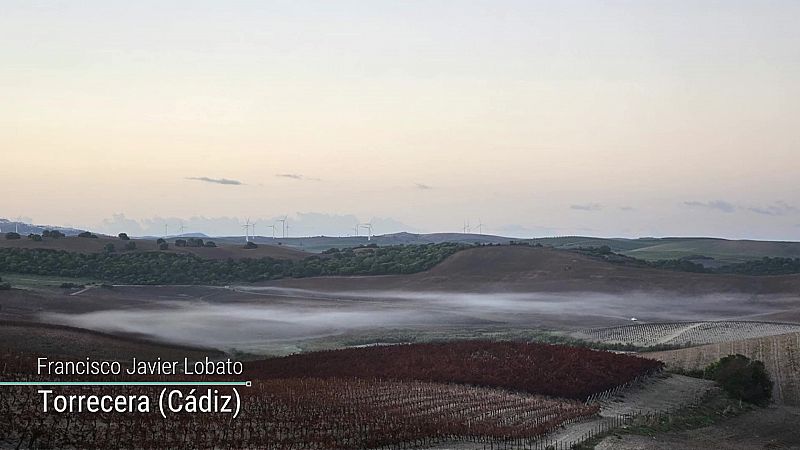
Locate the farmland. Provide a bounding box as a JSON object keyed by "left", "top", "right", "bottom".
{"left": 573, "top": 321, "right": 800, "bottom": 348}
{"left": 647, "top": 331, "right": 800, "bottom": 405}
{"left": 0, "top": 342, "right": 662, "bottom": 449}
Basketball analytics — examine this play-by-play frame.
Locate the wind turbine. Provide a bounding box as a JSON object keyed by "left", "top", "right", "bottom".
{"left": 476, "top": 219, "right": 483, "bottom": 235}
{"left": 353, "top": 224, "right": 359, "bottom": 237}
{"left": 178, "top": 222, "right": 186, "bottom": 235}
{"left": 164, "top": 223, "right": 169, "bottom": 238}
{"left": 251, "top": 221, "right": 257, "bottom": 241}
{"left": 359, "top": 223, "right": 373, "bottom": 241}
{"left": 265, "top": 224, "right": 276, "bottom": 239}
{"left": 276, "top": 216, "right": 287, "bottom": 238}
{"left": 242, "top": 218, "right": 252, "bottom": 242}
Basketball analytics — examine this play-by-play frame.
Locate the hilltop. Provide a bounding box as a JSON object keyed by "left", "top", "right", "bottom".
{"left": 0, "top": 233, "right": 308, "bottom": 261}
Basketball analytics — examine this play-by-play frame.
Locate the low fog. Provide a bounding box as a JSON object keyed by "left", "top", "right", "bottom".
{"left": 42, "top": 287, "right": 789, "bottom": 353}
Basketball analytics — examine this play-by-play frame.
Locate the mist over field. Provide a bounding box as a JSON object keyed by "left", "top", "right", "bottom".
{"left": 40, "top": 288, "right": 785, "bottom": 353}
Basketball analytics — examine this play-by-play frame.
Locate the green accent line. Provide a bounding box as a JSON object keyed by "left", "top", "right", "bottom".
{"left": 0, "top": 381, "right": 251, "bottom": 386}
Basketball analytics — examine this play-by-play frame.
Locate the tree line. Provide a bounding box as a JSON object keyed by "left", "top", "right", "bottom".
{"left": 0, "top": 243, "right": 468, "bottom": 285}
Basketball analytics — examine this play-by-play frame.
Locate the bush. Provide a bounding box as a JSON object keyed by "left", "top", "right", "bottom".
{"left": 5, "top": 232, "right": 21, "bottom": 240}
{"left": 118, "top": 233, "right": 130, "bottom": 240}
{"left": 175, "top": 239, "right": 187, "bottom": 247}
{"left": 78, "top": 231, "right": 98, "bottom": 239}
{"left": 0, "top": 282, "right": 10, "bottom": 290}
{"left": 244, "top": 241, "right": 258, "bottom": 249}
{"left": 43, "top": 230, "right": 65, "bottom": 239}
{"left": 159, "top": 242, "right": 169, "bottom": 250}
{"left": 104, "top": 243, "right": 116, "bottom": 253}
{"left": 204, "top": 241, "right": 217, "bottom": 248}
{"left": 28, "top": 234, "right": 43, "bottom": 241}
{"left": 156, "top": 238, "right": 166, "bottom": 245}
{"left": 124, "top": 241, "right": 137, "bottom": 251}
{"left": 704, "top": 354, "right": 772, "bottom": 406}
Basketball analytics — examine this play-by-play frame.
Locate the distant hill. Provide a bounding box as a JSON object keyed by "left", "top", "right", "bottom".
{"left": 0, "top": 234, "right": 308, "bottom": 261}
{"left": 0, "top": 219, "right": 84, "bottom": 236}
{"left": 4, "top": 217, "right": 798, "bottom": 264}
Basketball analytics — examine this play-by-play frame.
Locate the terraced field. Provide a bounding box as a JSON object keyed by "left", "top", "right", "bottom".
{"left": 573, "top": 321, "right": 800, "bottom": 347}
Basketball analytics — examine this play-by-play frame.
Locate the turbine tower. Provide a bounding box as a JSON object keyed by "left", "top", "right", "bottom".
{"left": 476, "top": 219, "right": 483, "bottom": 235}
{"left": 164, "top": 223, "right": 168, "bottom": 238}
{"left": 359, "top": 223, "right": 373, "bottom": 241}
{"left": 265, "top": 224, "right": 276, "bottom": 239}
{"left": 242, "top": 218, "right": 253, "bottom": 242}
{"left": 276, "top": 216, "right": 287, "bottom": 238}
{"left": 178, "top": 222, "right": 186, "bottom": 235}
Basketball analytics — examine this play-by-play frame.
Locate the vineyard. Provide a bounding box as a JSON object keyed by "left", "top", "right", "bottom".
{"left": 573, "top": 321, "right": 800, "bottom": 348}
{"left": 0, "top": 342, "right": 664, "bottom": 449}
{"left": 247, "top": 341, "right": 663, "bottom": 400}
{"left": 648, "top": 331, "right": 800, "bottom": 406}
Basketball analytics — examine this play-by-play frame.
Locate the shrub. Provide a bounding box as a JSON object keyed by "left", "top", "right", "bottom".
{"left": 175, "top": 239, "right": 187, "bottom": 247}
{"left": 124, "top": 241, "right": 136, "bottom": 251}
{"left": 118, "top": 233, "right": 130, "bottom": 240}
{"left": 704, "top": 354, "right": 772, "bottom": 406}
{"left": 104, "top": 243, "right": 116, "bottom": 253}
{"left": 244, "top": 241, "right": 258, "bottom": 249}
{"left": 0, "top": 282, "right": 10, "bottom": 290}
{"left": 78, "top": 231, "right": 98, "bottom": 239}
{"left": 43, "top": 230, "right": 65, "bottom": 239}
{"left": 5, "top": 232, "right": 21, "bottom": 240}
{"left": 27, "top": 234, "right": 43, "bottom": 241}
{"left": 159, "top": 242, "right": 169, "bottom": 250}
{"left": 204, "top": 241, "right": 217, "bottom": 248}
{"left": 156, "top": 238, "right": 166, "bottom": 245}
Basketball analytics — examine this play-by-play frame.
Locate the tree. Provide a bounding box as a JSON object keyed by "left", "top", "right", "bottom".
{"left": 78, "top": 231, "right": 98, "bottom": 238}
{"left": 704, "top": 354, "right": 772, "bottom": 406}
{"left": 5, "top": 232, "right": 20, "bottom": 240}
{"left": 118, "top": 233, "right": 130, "bottom": 240}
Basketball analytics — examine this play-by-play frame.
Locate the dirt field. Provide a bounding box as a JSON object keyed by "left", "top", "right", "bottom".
{"left": 0, "top": 235, "right": 308, "bottom": 260}
{"left": 261, "top": 246, "right": 800, "bottom": 295}
{"left": 648, "top": 332, "right": 800, "bottom": 405}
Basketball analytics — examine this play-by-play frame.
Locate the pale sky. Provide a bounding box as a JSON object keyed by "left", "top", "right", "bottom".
{"left": 2, "top": 1, "right": 799, "bottom": 239}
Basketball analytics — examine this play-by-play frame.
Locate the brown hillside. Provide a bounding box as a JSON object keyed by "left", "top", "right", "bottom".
{"left": 0, "top": 235, "right": 308, "bottom": 260}
{"left": 266, "top": 246, "right": 800, "bottom": 294}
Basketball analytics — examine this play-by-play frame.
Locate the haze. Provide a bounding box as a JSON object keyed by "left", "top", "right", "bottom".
{"left": 2, "top": 1, "right": 799, "bottom": 239}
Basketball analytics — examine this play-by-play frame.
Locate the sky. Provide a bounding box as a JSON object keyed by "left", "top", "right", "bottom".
{"left": 2, "top": 1, "right": 799, "bottom": 239}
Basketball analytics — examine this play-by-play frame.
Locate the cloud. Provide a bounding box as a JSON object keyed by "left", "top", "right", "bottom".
{"left": 414, "top": 183, "right": 433, "bottom": 190}
{"left": 570, "top": 203, "right": 602, "bottom": 211}
{"left": 747, "top": 201, "right": 798, "bottom": 216}
{"left": 276, "top": 174, "right": 321, "bottom": 181}
{"left": 683, "top": 200, "right": 736, "bottom": 213}
{"left": 186, "top": 176, "right": 243, "bottom": 185}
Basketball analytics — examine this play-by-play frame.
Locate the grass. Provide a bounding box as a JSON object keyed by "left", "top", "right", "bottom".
{"left": 573, "top": 391, "right": 754, "bottom": 449}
